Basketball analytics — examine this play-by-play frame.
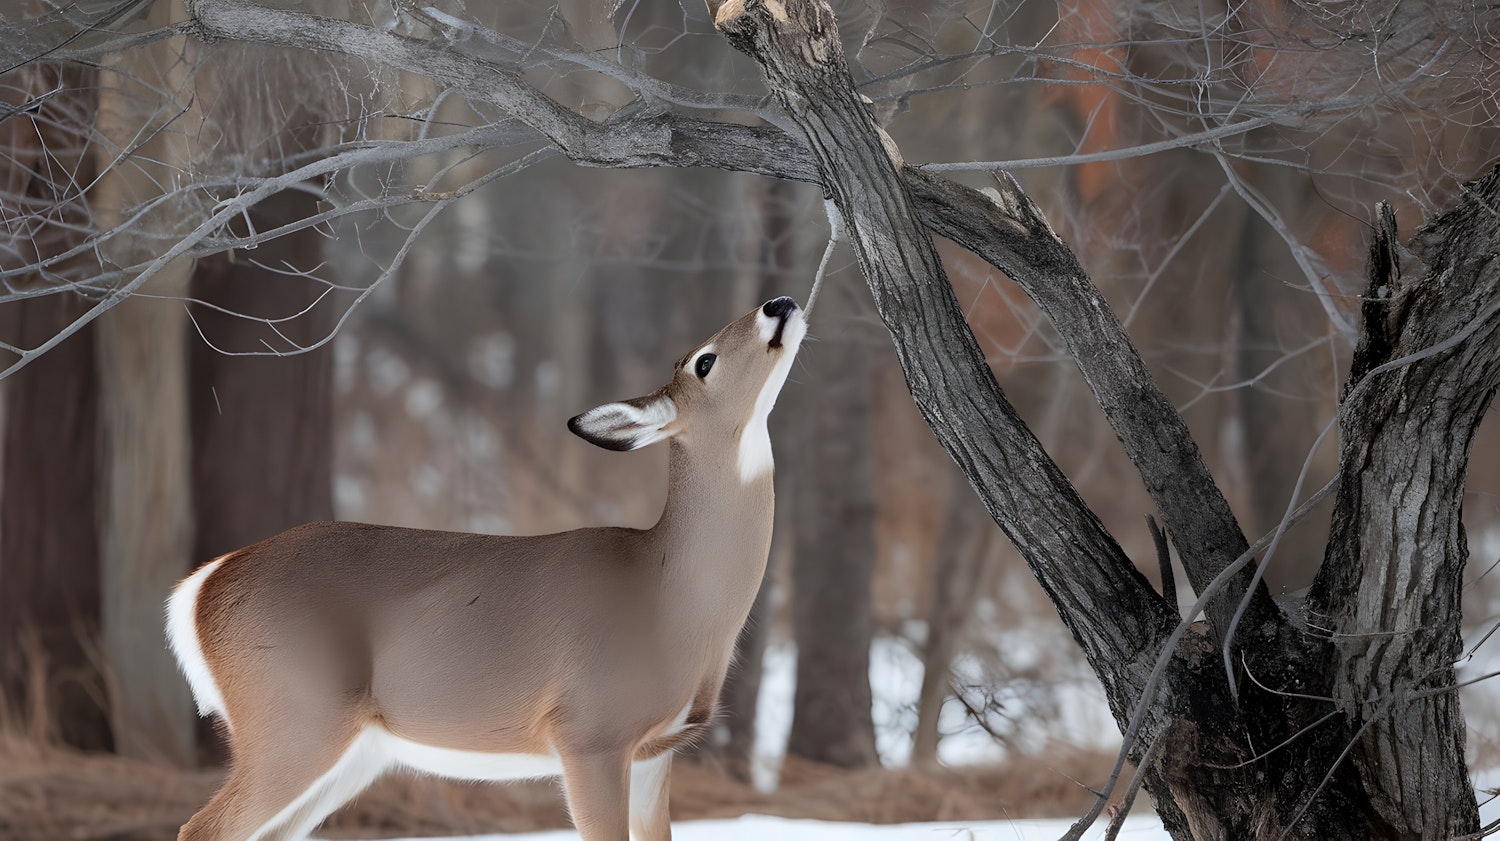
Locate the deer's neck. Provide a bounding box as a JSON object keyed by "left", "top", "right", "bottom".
{"left": 647, "top": 440, "right": 775, "bottom": 626}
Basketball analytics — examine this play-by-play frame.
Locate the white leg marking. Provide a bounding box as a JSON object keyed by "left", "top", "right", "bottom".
{"left": 246, "top": 729, "right": 388, "bottom": 841}
{"left": 629, "top": 752, "right": 673, "bottom": 840}
{"left": 377, "top": 728, "right": 565, "bottom": 781}
{"left": 165, "top": 555, "right": 231, "bottom": 723}
{"left": 241, "top": 727, "right": 566, "bottom": 841}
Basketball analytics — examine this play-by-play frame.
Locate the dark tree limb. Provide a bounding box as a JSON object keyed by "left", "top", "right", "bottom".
{"left": 703, "top": 0, "right": 1177, "bottom": 702}
{"left": 1307, "top": 175, "right": 1500, "bottom": 837}
{"left": 900, "top": 170, "right": 1285, "bottom": 654}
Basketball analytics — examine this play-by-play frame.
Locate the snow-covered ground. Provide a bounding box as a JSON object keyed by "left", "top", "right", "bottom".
{"left": 382, "top": 814, "right": 1170, "bottom": 841}
{"left": 374, "top": 777, "right": 1500, "bottom": 841}
{"left": 751, "top": 631, "right": 1116, "bottom": 789}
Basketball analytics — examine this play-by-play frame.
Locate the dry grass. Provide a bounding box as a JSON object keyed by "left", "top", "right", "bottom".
{"left": 0, "top": 734, "right": 1115, "bottom": 841}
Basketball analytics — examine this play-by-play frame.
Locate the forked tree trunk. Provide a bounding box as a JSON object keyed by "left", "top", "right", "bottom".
{"left": 708, "top": 0, "right": 1495, "bottom": 836}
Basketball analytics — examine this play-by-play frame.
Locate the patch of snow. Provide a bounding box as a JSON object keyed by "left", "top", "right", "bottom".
{"left": 377, "top": 814, "right": 1170, "bottom": 841}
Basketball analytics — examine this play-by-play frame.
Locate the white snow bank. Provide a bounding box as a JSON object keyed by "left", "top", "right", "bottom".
{"left": 379, "top": 813, "right": 1169, "bottom": 841}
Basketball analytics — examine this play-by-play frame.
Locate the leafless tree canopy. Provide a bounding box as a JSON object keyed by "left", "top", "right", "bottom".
{"left": 2, "top": 0, "right": 1498, "bottom": 838}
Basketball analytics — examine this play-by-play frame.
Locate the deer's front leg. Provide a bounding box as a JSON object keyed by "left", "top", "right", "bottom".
{"left": 560, "top": 750, "right": 631, "bottom": 841}
{"left": 628, "top": 752, "right": 673, "bottom": 841}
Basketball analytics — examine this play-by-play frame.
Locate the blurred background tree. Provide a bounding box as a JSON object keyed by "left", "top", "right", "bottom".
{"left": 0, "top": 0, "right": 1496, "bottom": 836}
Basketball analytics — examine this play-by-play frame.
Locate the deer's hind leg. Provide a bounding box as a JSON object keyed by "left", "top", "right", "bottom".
{"left": 179, "top": 712, "right": 385, "bottom": 841}
{"left": 628, "top": 751, "right": 673, "bottom": 841}
{"left": 560, "top": 749, "right": 632, "bottom": 841}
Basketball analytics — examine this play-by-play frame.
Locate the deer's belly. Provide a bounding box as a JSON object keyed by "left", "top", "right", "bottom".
{"left": 370, "top": 727, "right": 564, "bottom": 781}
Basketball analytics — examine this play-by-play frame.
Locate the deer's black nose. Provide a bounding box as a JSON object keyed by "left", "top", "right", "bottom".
{"left": 762, "top": 297, "right": 798, "bottom": 319}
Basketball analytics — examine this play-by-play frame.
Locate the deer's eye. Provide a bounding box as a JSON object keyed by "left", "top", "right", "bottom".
{"left": 694, "top": 353, "right": 717, "bottom": 378}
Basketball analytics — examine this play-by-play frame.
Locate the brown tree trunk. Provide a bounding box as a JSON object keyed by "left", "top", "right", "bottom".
{"left": 185, "top": 188, "right": 336, "bottom": 764}
{"left": 0, "top": 293, "right": 107, "bottom": 750}
{"left": 787, "top": 311, "right": 878, "bottom": 769}
{"left": 187, "top": 189, "right": 336, "bottom": 561}
{"left": 91, "top": 2, "right": 201, "bottom": 763}
{"left": 0, "top": 60, "right": 107, "bottom": 751}
{"left": 911, "top": 471, "right": 991, "bottom": 765}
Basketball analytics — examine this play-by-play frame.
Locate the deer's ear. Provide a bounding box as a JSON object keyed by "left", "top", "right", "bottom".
{"left": 568, "top": 394, "right": 678, "bottom": 451}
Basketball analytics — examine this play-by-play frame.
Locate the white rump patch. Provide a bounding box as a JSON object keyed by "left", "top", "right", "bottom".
{"left": 165, "top": 555, "right": 231, "bottom": 723}
{"left": 740, "top": 313, "right": 807, "bottom": 483}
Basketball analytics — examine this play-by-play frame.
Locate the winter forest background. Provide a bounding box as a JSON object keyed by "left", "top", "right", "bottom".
{"left": 1, "top": 0, "right": 1499, "bottom": 838}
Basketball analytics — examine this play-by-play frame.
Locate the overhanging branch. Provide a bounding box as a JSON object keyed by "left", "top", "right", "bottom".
{"left": 181, "top": 1, "right": 1290, "bottom": 666}
{"left": 706, "top": 0, "right": 1177, "bottom": 695}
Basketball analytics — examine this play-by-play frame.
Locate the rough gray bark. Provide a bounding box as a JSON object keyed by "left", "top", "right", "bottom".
{"left": 1307, "top": 191, "right": 1500, "bottom": 837}
{"left": 706, "top": 1, "right": 1491, "bottom": 837}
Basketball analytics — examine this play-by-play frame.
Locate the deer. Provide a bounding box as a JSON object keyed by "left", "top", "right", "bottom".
{"left": 165, "top": 297, "right": 807, "bottom": 841}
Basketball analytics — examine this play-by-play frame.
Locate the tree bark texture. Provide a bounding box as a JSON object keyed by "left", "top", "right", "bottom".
{"left": 912, "top": 470, "right": 992, "bottom": 765}
{"left": 0, "top": 293, "right": 107, "bottom": 750}
{"left": 0, "top": 61, "right": 108, "bottom": 750}
{"left": 91, "top": 1, "right": 201, "bottom": 763}
{"left": 788, "top": 317, "right": 879, "bottom": 768}
{"left": 188, "top": 190, "right": 336, "bottom": 561}
{"left": 706, "top": 0, "right": 1179, "bottom": 721}
{"left": 1307, "top": 186, "right": 1500, "bottom": 836}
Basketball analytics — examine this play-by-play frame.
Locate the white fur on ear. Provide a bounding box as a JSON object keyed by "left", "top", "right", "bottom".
{"left": 568, "top": 396, "right": 678, "bottom": 452}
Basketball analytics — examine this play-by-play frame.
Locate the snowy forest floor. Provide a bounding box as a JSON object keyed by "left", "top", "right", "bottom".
{"left": 0, "top": 735, "right": 1114, "bottom": 840}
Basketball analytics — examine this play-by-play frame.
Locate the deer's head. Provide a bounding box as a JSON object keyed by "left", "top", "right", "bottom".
{"left": 569, "top": 297, "right": 806, "bottom": 482}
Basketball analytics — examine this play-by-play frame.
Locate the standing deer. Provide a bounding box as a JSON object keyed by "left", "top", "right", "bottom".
{"left": 166, "top": 297, "right": 807, "bottom": 841}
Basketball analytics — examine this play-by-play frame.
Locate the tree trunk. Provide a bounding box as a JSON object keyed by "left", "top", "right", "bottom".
{"left": 95, "top": 290, "right": 197, "bottom": 764}
{"left": 0, "top": 60, "right": 107, "bottom": 751}
{"left": 91, "top": 1, "right": 201, "bottom": 763}
{"left": 187, "top": 190, "right": 336, "bottom": 561}
{"left": 787, "top": 311, "right": 879, "bottom": 768}
{"left": 1306, "top": 194, "right": 1499, "bottom": 837}
{"left": 0, "top": 293, "right": 107, "bottom": 750}
{"left": 185, "top": 188, "right": 336, "bottom": 764}
{"left": 912, "top": 471, "right": 992, "bottom": 765}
